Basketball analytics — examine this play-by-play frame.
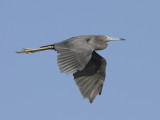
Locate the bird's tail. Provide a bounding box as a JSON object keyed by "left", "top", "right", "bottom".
{"left": 16, "top": 44, "right": 55, "bottom": 54}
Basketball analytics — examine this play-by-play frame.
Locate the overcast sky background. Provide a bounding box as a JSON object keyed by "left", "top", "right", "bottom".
{"left": 1, "top": 0, "right": 160, "bottom": 120}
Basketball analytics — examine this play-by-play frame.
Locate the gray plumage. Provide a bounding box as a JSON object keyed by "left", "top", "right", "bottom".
{"left": 16, "top": 35, "right": 125, "bottom": 103}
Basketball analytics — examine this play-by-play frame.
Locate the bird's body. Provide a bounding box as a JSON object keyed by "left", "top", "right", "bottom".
{"left": 17, "top": 35, "right": 125, "bottom": 103}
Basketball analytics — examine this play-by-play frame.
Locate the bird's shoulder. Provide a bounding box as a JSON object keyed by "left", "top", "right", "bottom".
{"left": 55, "top": 36, "right": 94, "bottom": 52}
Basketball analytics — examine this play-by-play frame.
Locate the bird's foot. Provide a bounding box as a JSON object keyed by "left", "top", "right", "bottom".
{"left": 16, "top": 48, "right": 36, "bottom": 54}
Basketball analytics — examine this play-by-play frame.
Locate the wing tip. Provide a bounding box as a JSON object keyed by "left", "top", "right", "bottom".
{"left": 89, "top": 100, "right": 93, "bottom": 103}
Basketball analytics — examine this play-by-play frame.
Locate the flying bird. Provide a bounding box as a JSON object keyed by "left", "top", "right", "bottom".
{"left": 16, "top": 35, "right": 125, "bottom": 103}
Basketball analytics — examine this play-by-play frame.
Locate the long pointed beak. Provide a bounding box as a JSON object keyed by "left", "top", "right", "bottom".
{"left": 106, "top": 36, "right": 126, "bottom": 41}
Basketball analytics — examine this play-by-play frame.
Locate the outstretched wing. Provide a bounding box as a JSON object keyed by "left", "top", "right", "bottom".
{"left": 54, "top": 36, "right": 94, "bottom": 74}
{"left": 73, "top": 51, "right": 107, "bottom": 103}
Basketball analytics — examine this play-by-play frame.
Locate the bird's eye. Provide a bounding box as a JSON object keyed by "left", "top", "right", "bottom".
{"left": 86, "top": 38, "right": 90, "bottom": 42}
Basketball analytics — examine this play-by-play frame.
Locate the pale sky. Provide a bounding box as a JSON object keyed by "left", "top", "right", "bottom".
{"left": 1, "top": 0, "right": 160, "bottom": 120}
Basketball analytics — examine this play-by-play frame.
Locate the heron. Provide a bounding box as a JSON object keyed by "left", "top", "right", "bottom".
{"left": 16, "top": 35, "right": 125, "bottom": 103}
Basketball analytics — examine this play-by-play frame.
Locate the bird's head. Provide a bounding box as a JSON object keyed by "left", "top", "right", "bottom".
{"left": 93, "top": 35, "right": 125, "bottom": 50}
